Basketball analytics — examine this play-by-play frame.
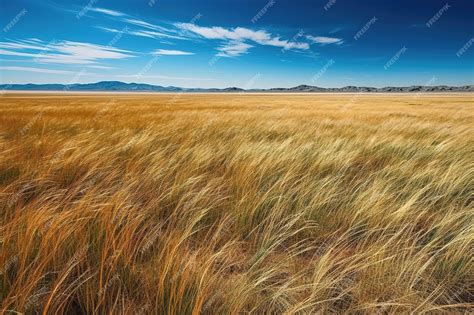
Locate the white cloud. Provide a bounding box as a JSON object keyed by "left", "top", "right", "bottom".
{"left": 89, "top": 7, "right": 125, "bottom": 17}
{"left": 96, "top": 26, "right": 119, "bottom": 33}
{"left": 125, "top": 18, "right": 159, "bottom": 29}
{"left": 0, "top": 41, "right": 51, "bottom": 51}
{"left": 79, "top": 8, "right": 186, "bottom": 41}
{"left": 98, "top": 25, "right": 186, "bottom": 40}
{"left": 0, "top": 39, "right": 133, "bottom": 65}
{"left": 100, "top": 18, "right": 316, "bottom": 57}
{"left": 176, "top": 23, "right": 310, "bottom": 55}
{"left": 267, "top": 38, "right": 309, "bottom": 50}
{"left": 216, "top": 41, "right": 253, "bottom": 57}
{"left": 125, "top": 30, "right": 155, "bottom": 38}
{"left": 124, "top": 18, "right": 175, "bottom": 34}
{"left": 178, "top": 23, "right": 284, "bottom": 46}
{"left": 25, "top": 38, "right": 43, "bottom": 42}
{"left": 87, "top": 65, "right": 115, "bottom": 69}
{"left": 306, "top": 35, "right": 343, "bottom": 45}
{"left": 52, "top": 41, "right": 131, "bottom": 60}
{"left": 0, "top": 49, "right": 38, "bottom": 58}
{"left": 0, "top": 66, "right": 75, "bottom": 74}
{"left": 128, "top": 30, "right": 186, "bottom": 40}
{"left": 153, "top": 49, "right": 194, "bottom": 56}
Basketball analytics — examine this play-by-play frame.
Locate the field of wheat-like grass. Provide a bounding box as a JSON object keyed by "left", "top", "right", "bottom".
{"left": 0, "top": 93, "right": 472, "bottom": 314}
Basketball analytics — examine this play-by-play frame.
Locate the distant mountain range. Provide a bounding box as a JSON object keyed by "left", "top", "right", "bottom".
{"left": 1, "top": 81, "right": 473, "bottom": 93}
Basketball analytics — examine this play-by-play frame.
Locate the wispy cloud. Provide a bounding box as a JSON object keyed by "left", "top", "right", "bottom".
{"left": 176, "top": 23, "right": 309, "bottom": 57}
{"left": 98, "top": 23, "right": 186, "bottom": 40}
{"left": 0, "top": 49, "right": 40, "bottom": 58}
{"left": 0, "top": 41, "right": 52, "bottom": 51}
{"left": 89, "top": 7, "right": 125, "bottom": 17}
{"left": 329, "top": 27, "right": 344, "bottom": 34}
{"left": 0, "top": 66, "right": 75, "bottom": 74}
{"left": 216, "top": 41, "right": 253, "bottom": 57}
{"left": 61, "top": 5, "right": 343, "bottom": 60}
{"left": 49, "top": 41, "right": 131, "bottom": 62}
{"left": 95, "top": 13, "right": 339, "bottom": 57}
{"left": 306, "top": 35, "right": 343, "bottom": 45}
{"left": 129, "top": 30, "right": 186, "bottom": 40}
{"left": 176, "top": 23, "right": 307, "bottom": 49}
{"left": 0, "top": 39, "right": 133, "bottom": 65}
{"left": 152, "top": 49, "right": 194, "bottom": 56}
{"left": 87, "top": 65, "right": 115, "bottom": 69}
{"left": 71, "top": 6, "right": 186, "bottom": 40}
{"left": 123, "top": 18, "right": 176, "bottom": 34}
{"left": 24, "top": 38, "right": 43, "bottom": 43}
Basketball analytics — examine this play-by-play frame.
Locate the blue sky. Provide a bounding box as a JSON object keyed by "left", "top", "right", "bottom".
{"left": 0, "top": 0, "right": 473, "bottom": 88}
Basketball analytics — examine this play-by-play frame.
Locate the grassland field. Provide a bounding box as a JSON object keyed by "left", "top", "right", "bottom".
{"left": 0, "top": 93, "right": 473, "bottom": 314}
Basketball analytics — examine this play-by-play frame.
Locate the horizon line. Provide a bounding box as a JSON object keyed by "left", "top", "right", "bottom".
{"left": 1, "top": 80, "right": 473, "bottom": 90}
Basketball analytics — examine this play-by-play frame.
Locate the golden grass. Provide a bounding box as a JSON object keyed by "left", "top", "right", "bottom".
{"left": 0, "top": 93, "right": 473, "bottom": 314}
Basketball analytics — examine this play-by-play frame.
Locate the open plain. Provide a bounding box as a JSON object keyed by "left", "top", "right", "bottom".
{"left": 0, "top": 93, "right": 473, "bottom": 313}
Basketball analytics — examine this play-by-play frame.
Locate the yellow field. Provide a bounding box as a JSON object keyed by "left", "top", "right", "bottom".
{"left": 0, "top": 93, "right": 473, "bottom": 313}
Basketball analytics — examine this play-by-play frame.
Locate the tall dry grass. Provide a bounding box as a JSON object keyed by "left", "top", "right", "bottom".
{"left": 0, "top": 93, "right": 472, "bottom": 314}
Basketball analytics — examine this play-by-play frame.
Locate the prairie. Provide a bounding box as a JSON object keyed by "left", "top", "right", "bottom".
{"left": 0, "top": 93, "right": 473, "bottom": 314}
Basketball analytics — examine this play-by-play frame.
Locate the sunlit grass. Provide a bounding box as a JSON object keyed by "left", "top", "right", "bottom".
{"left": 0, "top": 93, "right": 473, "bottom": 313}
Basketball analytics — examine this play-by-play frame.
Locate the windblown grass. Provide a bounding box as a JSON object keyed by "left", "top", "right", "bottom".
{"left": 0, "top": 93, "right": 472, "bottom": 314}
